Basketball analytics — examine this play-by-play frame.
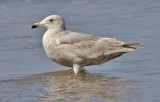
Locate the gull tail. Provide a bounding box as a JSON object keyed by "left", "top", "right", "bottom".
{"left": 123, "top": 43, "right": 143, "bottom": 49}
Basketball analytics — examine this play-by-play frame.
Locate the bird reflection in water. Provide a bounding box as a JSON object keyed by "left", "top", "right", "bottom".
{"left": 39, "top": 69, "right": 127, "bottom": 102}
{"left": 0, "top": 69, "right": 136, "bottom": 101}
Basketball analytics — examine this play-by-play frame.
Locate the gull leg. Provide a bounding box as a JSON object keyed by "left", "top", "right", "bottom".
{"left": 73, "top": 64, "right": 82, "bottom": 75}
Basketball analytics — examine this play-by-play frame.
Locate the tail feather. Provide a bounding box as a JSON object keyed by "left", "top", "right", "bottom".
{"left": 123, "top": 43, "right": 142, "bottom": 49}
{"left": 123, "top": 43, "right": 140, "bottom": 47}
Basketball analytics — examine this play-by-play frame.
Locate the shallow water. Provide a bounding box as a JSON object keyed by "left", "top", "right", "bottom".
{"left": 0, "top": 70, "right": 136, "bottom": 102}
{"left": 0, "top": 0, "right": 160, "bottom": 102}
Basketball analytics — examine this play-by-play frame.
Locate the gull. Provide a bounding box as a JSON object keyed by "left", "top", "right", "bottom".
{"left": 32, "top": 15, "right": 140, "bottom": 74}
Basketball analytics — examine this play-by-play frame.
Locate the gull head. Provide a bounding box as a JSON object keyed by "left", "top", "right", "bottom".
{"left": 32, "top": 15, "right": 66, "bottom": 31}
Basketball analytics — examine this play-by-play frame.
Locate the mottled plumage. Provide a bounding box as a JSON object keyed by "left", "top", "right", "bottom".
{"left": 32, "top": 15, "right": 140, "bottom": 74}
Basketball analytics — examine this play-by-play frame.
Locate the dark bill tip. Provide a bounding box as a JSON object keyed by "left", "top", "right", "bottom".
{"left": 31, "top": 25, "right": 37, "bottom": 28}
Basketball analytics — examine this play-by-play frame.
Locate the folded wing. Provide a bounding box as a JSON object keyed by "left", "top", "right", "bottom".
{"left": 56, "top": 31, "right": 100, "bottom": 45}
{"left": 57, "top": 32, "right": 140, "bottom": 66}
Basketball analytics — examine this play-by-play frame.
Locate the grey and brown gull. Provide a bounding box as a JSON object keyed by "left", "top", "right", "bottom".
{"left": 32, "top": 15, "right": 141, "bottom": 74}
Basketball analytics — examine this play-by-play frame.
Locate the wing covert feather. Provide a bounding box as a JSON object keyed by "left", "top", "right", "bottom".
{"left": 60, "top": 38, "right": 125, "bottom": 59}
{"left": 56, "top": 32, "right": 100, "bottom": 45}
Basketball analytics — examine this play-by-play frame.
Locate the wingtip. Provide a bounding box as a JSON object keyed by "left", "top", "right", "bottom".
{"left": 123, "top": 43, "right": 140, "bottom": 47}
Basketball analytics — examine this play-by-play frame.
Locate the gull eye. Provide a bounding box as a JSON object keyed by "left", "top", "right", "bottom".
{"left": 50, "top": 19, "right": 53, "bottom": 22}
